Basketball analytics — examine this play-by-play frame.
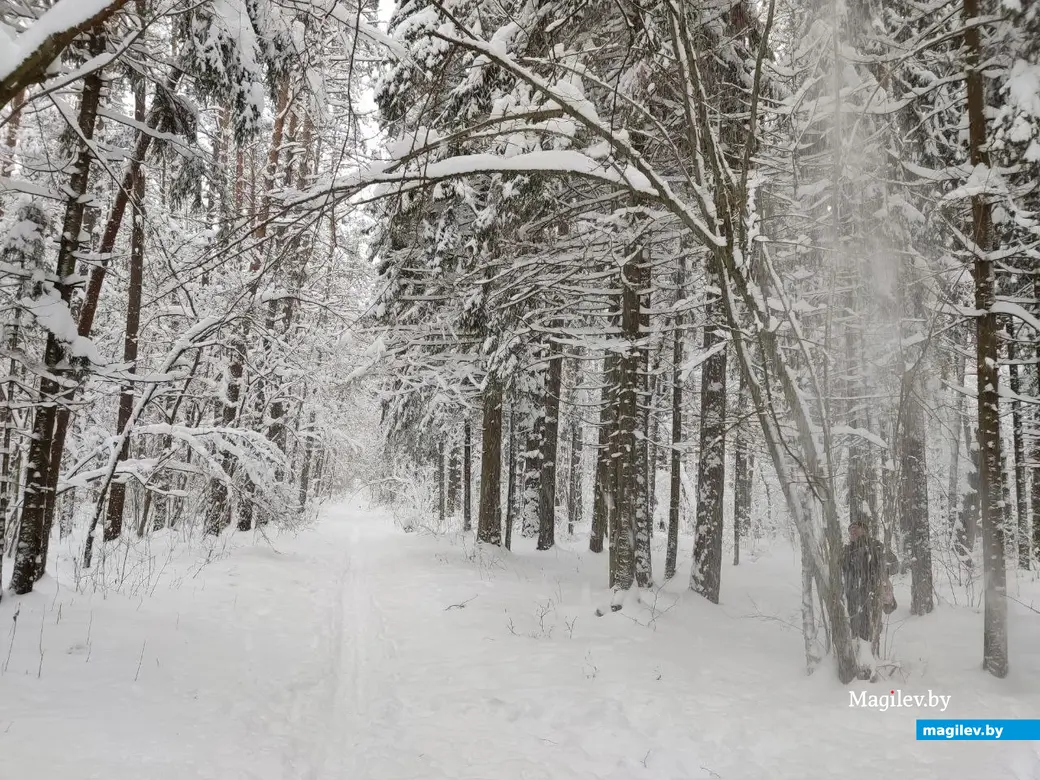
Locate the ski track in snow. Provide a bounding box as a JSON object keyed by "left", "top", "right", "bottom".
{"left": 2, "top": 501, "right": 1040, "bottom": 779}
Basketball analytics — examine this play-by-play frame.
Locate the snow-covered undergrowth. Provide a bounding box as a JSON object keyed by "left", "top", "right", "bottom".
{"left": 2, "top": 501, "right": 1038, "bottom": 779}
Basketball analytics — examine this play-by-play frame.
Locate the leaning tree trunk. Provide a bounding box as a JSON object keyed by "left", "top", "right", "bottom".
{"left": 477, "top": 377, "right": 503, "bottom": 545}
{"left": 965, "top": 0, "right": 1008, "bottom": 678}
{"left": 0, "top": 88, "right": 26, "bottom": 221}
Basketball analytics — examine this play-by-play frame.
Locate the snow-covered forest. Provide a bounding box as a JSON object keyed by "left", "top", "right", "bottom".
{"left": 2, "top": 0, "right": 1040, "bottom": 777}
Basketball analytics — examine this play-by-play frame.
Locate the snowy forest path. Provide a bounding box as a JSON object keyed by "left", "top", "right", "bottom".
{"left": 4, "top": 501, "right": 1039, "bottom": 780}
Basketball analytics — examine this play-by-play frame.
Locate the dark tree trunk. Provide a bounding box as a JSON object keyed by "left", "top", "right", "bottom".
{"left": 521, "top": 383, "right": 542, "bottom": 539}
{"left": 611, "top": 257, "right": 641, "bottom": 595}
{"left": 463, "top": 419, "right": 472, "bottom": 532}
{"left": 634, "top": 258, "right": 652, "bottom": 587}
{"left": 567, "top": 417, "right": 582, "bottom": 536}
{"left": 1032, "top": 330, "right": 1040, "bottom": 561}
{"left": 505, "top": 399, "right": 516, "bottom": 550}
{"left": 733, "top": 370, "right": 752, "bottom": 566}
{"left": 900, "top": 389, "right": 933, "bottom": 614}
{"left": 477, "top": 378, "right": 503, "bottom": 545}
{"left": 591, "top": 351, "right": 617, "bottom": 554}
{"left": 104, "top": 71, "right": 148, "bottom": 542}
{"left": 957, "top": 425, "right": 980, "bottom": 562}
{"left": 447, "top": 439, "right": 460, "bottom": 515}
{"left": 537, "top": 336, "right": 563, "bottom": 550}
{"left": 438, "top": 440, "right": 445, "bottom": 528}
{"left": 666, "top": 258, "right": 685, "bottom": 579}
{"left": 691, "top": 266, "right": 727, "bottom": 603}
{"left": 965, "top": 0, "right": 1008, "bottom": 677}
{"left": 11, "top": 39, "right": 104, "bottom": 592}
{"left": 1006, "top": 332, "right": 1029, "bottom": 568}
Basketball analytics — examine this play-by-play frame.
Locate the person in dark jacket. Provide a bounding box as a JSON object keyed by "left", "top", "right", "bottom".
{"left": 841, "top": 520, "right": 899, "bottom": 648}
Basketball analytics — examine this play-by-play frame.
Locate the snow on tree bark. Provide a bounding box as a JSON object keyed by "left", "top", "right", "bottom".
{"left": 691, "top": 263, "right": 727, "bottom": 603}
{"left": 104, "top": 64, "right": 148, "bottom": 543}
{"left": 591, "top": 350, "right": 617, "bottom": 556}
{"left": 1006, "top": 331, "right": 1030, "bottom": 568}
{"left": 477, "top": 377, "right": 503, "bottom": 546}
{"left": 11, "top": 35, "right": 105, "bottom": 592}
{"left": 665, "top": 257, "right": 684, "bottom": 580}
{"left": 733, "top": 370, "right": 752, "bottom": 567}
{"left": 463, "top": 419, "right": 473, "bottom": 532}
{"left": 537, "top": 334, "right": 563, "bottom": 550}
{"left": 964, "top": 0, "right": 1008, "bottom": 678}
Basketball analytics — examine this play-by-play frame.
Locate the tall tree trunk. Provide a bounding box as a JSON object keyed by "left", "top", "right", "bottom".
{"left": 477, "top": 378, "right": 503, "bottom": 545}
{"left": 733, "top": 370, "right": 752, "bottom": 566}
{"left": 965, "top": 0, "right": 1008, "bottom": 677}
{"left": 1006, "top": 330, "right": 1029, "bottom": 568}
{"left": 567, "top": 416, "right": 582, "bottom": 536}
{"left": 591, "top": 351, "right": 617, "bottom": 554}
{"left": 537, "top": 335, "right": 563, "bottom": 550}
{"left": 899, "top": 255, "right": 934, "bottom": 613}
{"left": 437, "top": 440, "right": 445, "bottom": 528}
{"left": 611, "top": 257, "right": 641, "bottom": 597}
{"left": 46, "top": 71, "right": 183, "bottom": 552}
{"left": 505, "top": 399, "right": 516, "bottom": 550}
{"left": 10, "top": 38, "right": 104, "bottom": 592}
{"left": 463, "top": 419, "right": 472, "bottom": 532}
{"left": 947, "top": 353, "right": 964, "bottom": 552}
{"left": 900, "top": 388, "right": 933, "bottom": 614}
{"left": 634, "top": 257, "right": 653, "bottom": 587}
{"left": 691, "top": 265, "right": 727, "bottom": 603}
{"left": 1032, "top": 330, "right": 1040, "bottom": 561}
{"left": 0, "top": 203, "right": 46, "bottom": 600}
{"left": 666, "top": 258, "right": 685, "bottom": 579}
{"left": 521, "top": 381, "right": 542, "bottom": 538}
{"left": 447, "top": 439, "right": 460, "bottom": 515}
{"left": 104, "top": 72, "right": 147, "bottom": 542}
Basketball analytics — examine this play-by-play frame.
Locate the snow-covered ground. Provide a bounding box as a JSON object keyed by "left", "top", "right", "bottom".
{"left": 2, "top": 502, "right": 1039, "bottom": 779}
